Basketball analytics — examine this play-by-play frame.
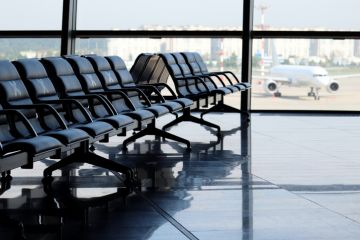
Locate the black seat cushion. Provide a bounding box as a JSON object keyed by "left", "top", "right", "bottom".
{"left": 72, "top": 121, "right": 113, "bottom": 138}
{"left": 156, "top": 101, "right": 182, "bottom": 112}
{"left": 97, "top": 114, "right": 134, "bottom": 129}
{"left": 122, "top": 109, "right": 154, "bottom": 122}
{"left": 137, "top": 105, "right": 169, "bottom": 117}
{"left": 2, "top": 136, "right": 62, "bottom": 156}
{"left": 45, "top": 128, "right": 89, "bottom": 145}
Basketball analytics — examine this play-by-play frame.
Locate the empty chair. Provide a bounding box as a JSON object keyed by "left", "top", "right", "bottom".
{"left": 0, "top": 60, "right": 135, "bottom": 183}
{"left": 0, "top": 60, "right": 90, "bottom": 152}
{"left": 181, "top": 52, "right": 243, "bottom": 93}
{"left": 172, "top": 52, "right": 237, "bottom": 95}
{"left": 105, "top": 55, "right": 194, "bottom": 111}
{"left": 184, "top": 52, "right": 251, "bottom": 90}
{"left": 0, "top": 105, "right": 63, "bottom": 184}
{"left": 156, "top": 53, "right": 222, "bottom": 134}
{"left": 14, "top": 58, "right": 136, "bottom": 138}
{"left": 171, "top": 53, "right": 249, "bottom": 119}
{"left": 45, "top": 56, "right": 191, "bottom": 151}
{"left": 87, "top": 55, "right": 185, "bottom": 115}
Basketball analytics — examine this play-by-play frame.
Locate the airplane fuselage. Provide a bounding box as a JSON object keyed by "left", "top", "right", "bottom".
{"left": 270, "top": 65, "right": 332, "bottom": 88}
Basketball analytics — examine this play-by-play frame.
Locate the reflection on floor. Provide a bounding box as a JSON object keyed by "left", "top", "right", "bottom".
{"left": 2, "top": 113, "right": 360, "bottom": 239}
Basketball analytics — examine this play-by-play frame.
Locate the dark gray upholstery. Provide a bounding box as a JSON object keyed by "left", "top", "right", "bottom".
{"left": 172, "top": 53, "right": 233, "bottom": 95}
{"left": 88, "top": 55, "right": 184, "bottom": 113}
{"left": 14, "top": 58, "right": 122, "bottom": 139}
{"left": 189, "top": 52, "right": 250, "bottom": 90}
{"left": 64, "top": 55, "right": 157, "bottom": 121}
{"left": 0, "top": 60, "right": 91, "bottom": 146}
{"left": 106, "top": 55, "right": 192, "bottom": 110}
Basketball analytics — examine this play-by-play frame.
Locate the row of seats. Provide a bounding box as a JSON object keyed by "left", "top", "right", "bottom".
{"left": 0, "top": 55, "right": 187, "bottom": 189}
{"left": 130, "top": 52, "right": 251, "bottom": 131}
{"left": 0, "top": 52, "right": 249, "bottom": 191}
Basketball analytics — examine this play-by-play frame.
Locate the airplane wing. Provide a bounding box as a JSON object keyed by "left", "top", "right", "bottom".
{"left": 332, "top": 74, "right": 360, "bottom": 79}
{"left": 252, "top": 75, "right": 291, "bottom": 83}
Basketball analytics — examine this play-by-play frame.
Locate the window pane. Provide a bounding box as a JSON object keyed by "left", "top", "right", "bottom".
{"left": 0, "top": 39, "right": 61, "bottom": 60}
{"left": 0, "top": 0, "right": 63, "bottom": 30}
{"left": 252, "top": 38, "right": 360, "bottom": 110}
{"left": 254, "top": 0, "right": 360, "bottom": 31}
{"left": 76, "top": 38, "right": 242, "bottom": 108}
{"left": 77, "top": 0, "right": 243, "bottom": 30}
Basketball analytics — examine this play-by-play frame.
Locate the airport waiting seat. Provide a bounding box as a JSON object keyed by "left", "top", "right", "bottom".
{"left": 184, "top": 52, "right": 251, "bottom": 90}
{"left": 45, "top": 56, "right": 191, "bottom": 151}
{"left": 14, "top": 58, "right": 136, "bottom": 138}
{"left": 104, "top": 55, "right": 193, "bottom": 110}
{"left": 172, "top": 52, "right": 240, "bottom": 94}
{"left": 155, "top": 53, "right": 223, "bottom": 134}
{"left": 0, "top": 106, "right": 63, "bottom": 184}
{"left": 0, "top": 60, "right": 135, "bottom": 183}
{"left": 181, "top": 52, "right": 244, "bottom": 93}
{"left": 171, "top": 53, "right": 249, "bottom": 119}
{"left": 87, "top": 55, "right": 185, "bottom": 114}
{"left": 0, "top": 60, "right": 90, "bottom": 150}
{"left": 42, "top": 57, "right": 155, "bottom": 129}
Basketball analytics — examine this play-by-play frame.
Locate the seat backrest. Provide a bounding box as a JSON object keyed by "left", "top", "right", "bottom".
{"left": 13, "top": 59, "right": 60, "bottom": 103}
{"left": 171, "top": 53, "right": 195, "bottom": 78}
{"left": 63, "top": 56, "right": 131, "bottom": 114}
{"left": 182, "top": 52, "right": 202, "bottom": 75}
{"left": 129, "top": 53, "right": 152, "bottom": 84}
{"left": 64, "top": 55, "right": 104, "bottom": 94}
{"left": 181, "top": 52, "right": 215, "bottom": 91}
{"left": 193, "top": 52, "right": 209, "bottom": 74}
{"left": 105, "top": 56, "right": 136, "bottom": 88}
{"left": 173, "top": 52, "right": 210, "bottom": 93}
{"left": 158, "top": 53, "right": 194, "bottom": 97}
{"left": 41, "top": 57, "right": 85, "bottom": 98}
{"left": 42, "top": 57, "right": 112, "bottom": 119}
{"left": 87, "top": 55, "right": 144, "bottom": 109}
{"left": 0, "top": 60, "right": 57, "bottom": 134}
{"left": 0, "top": 60, "right": 37, "bottom": 118}
{"left": 85, "top": 55, "right": 124, "bottom": 90}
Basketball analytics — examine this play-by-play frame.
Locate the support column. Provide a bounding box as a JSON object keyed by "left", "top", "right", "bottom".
{"left": 241, "top": 0, "right": 254, "bottom": 112}
{"left": 61, "top": 0, "right": 77, "bottom": 55}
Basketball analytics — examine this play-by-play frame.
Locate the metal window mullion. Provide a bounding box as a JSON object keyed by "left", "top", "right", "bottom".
{"left": 61, "top": 0, "right": 77, "bottom": 55}
{"left": 241, "top": 0, "right": 254, "bottom": 112}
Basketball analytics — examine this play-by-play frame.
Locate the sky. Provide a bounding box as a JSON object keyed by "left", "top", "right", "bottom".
{"left": 0, "top": 0, "right": 359, "bottom": 30}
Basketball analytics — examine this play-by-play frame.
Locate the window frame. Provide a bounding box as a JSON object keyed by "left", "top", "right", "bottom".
{"left": 1, "top": 0, "right": 360, "bottom": 113}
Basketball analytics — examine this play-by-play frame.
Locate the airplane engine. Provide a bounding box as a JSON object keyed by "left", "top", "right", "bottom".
{"left": 264, "top": 80, "right": 278, "bottom": 94}
{"left": 326, "top": 81, "right": 339, "bottom": 93}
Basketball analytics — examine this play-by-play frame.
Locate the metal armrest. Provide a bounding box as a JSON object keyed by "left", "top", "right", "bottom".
{"left": 175, "top": 76, "right": 211, "bottom": 92}
{"left": 7, "top": 104, "right": 67, "bottom": 130}
{"left": 143, "top": 83, "right": 179, "bottom": 99}
{"left": 0, "top": 109, "right": 37, "bottom": 137}
{"left": 117, "top": 88, "right": 153, "bottom": 106}
{"left": 38, "top": 99, "right": 93, "bottom": 122}
{"left": 211, "top": 71, "right": 241, "bottom": 84}
{"left": 90, "top": 90, "right": 137, "bottom": 110}
{"left": 132, "top": 85, "right": 167, "bottom": 103}
{"left": 64, "top": 94, "right": 117, "bottom": 116}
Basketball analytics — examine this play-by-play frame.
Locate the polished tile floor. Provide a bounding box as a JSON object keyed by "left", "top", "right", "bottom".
{"left": 1, "top": 113, "right": 360, "bottom": 239}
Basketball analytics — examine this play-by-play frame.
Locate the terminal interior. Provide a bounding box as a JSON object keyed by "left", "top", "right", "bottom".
{"left": 1, "top": 1, "right": 360, "bottom": 239}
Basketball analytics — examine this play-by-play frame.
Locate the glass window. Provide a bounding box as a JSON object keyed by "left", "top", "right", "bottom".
{"left": 77, "top": 0, "right": 243, "bottom": 30}
{"left": 0, "top": 0, "right": 63, "bottom": 30}
{"left": 254, "top": 0, "right": 360, "bottom": 31}
{"left": 0, "top": 39, "right": 61, "bottom": 60}
{"left": 76, "top": 38, "right": 242, "bottom": 108}
{"left": 252, "top": 38, "right": 360, "bottom": 110}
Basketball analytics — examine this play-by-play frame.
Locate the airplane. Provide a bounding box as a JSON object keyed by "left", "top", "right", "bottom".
{"left": 254, "top": 40, "right": 360, "bottom": 100}
{"left": 260, "top": 64, "right": 339, "bottom": 100}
